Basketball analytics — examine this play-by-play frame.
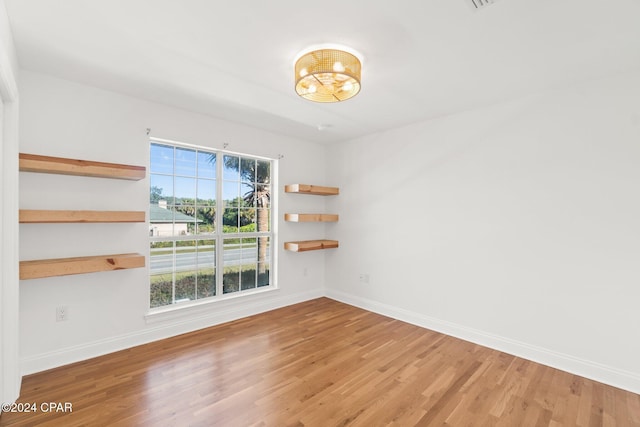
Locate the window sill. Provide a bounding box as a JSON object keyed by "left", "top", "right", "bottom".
{"left": 145, "top": 286, "right": 278, "bottom": 325}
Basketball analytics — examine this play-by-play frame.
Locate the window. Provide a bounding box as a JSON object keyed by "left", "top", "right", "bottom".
{"left": 149, "top": 140, "right": 273, "bottom": 309}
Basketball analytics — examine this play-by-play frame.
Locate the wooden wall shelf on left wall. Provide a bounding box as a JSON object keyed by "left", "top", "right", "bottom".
{"left": 19, "top": 153, "right": 146, "bottom": 180}
{"left": 19, "top": 210, "right": 145, "bottom": 223}
{"left": 19, "top": 253, "right": 146, "bottom": 280}
{"left": 19, "top": 152, "right": 147, "bottom": 280}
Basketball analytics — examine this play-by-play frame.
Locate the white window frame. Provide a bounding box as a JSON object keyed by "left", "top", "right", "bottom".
{"left": 148, "top": 137, "right": 277, "bottom": 312}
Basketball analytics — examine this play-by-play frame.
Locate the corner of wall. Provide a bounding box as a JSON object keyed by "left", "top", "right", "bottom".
{"left": 0, "top": 0, "right": 21, "bottom": 403}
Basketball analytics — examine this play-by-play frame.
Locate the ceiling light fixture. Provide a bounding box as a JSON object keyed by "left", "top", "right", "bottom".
{"left": 295, "top": 48, "right": 361, "bottom": 103}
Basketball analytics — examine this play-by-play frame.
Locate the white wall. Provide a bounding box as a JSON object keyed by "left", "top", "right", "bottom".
{"left": 325, "top": 69, "right": 640, "bottom": 393}
{"left": 0, "top": 0, "right": 21, "bottom": 404}
{"left": 14, "top": 56, "right": 640, "bottom": 396}
{"left": 18, "top": 70, "right": 329, "bottom": 374}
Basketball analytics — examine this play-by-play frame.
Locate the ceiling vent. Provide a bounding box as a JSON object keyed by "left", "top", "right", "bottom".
{"left": 466, "top": 0, "right": 498, "bottom": 10}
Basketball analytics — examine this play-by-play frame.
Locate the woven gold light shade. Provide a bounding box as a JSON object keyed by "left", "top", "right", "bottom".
{"left": 295, "top": 49, "right": 361, "bottom": 103}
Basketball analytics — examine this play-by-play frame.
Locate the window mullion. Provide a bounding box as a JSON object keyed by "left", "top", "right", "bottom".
{"left": 194, "top": 158, "right": 199, "bottom": 301}
{"left": 215, "top": 152, "right": 223, "bottom": 297}
{"left": 172, "top": 146, "right": 177, "bottom": 304}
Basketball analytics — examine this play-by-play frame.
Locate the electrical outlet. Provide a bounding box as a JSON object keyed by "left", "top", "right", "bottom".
{"left": 56, "top": 306, "right": 68, "bottom": 322}
{"left": 303, "top": 267, "right": 308, "bottom": 277}
{"left": 359, "top": 274, "right": 370, "bottom": 284}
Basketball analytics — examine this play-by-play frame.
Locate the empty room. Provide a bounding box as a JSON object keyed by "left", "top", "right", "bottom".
{"left": 1, "top": 0, "right": 639, "bottom": 425}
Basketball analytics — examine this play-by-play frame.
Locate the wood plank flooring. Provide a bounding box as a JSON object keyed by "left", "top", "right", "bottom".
{"left": 1, "top": 298, "right": 639, "bottom": 426}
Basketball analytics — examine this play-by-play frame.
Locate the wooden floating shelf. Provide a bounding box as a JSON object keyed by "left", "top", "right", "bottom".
{"left": 19, "top": 153, "right": 146, "bottom": 181}
{"left": 284, "top": 213, "right": 339, "bottom": 223}
{"left": 284, "top": 240, "right": 339, "bottom": 252}
{"left": 285, "top": 184, "right": 339, "bottom": 196}
{"left": 20, "top": 253, "right": 145, "bottom": 280}
{"left": 20, "top": 210, "right": 145, "bottom": 223}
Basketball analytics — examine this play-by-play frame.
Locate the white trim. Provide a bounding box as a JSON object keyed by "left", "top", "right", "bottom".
{"left": 1, "top": 101, "right": 20, "bottom": 403}
{"left": 145, "top": 286, "right": 278, "bottom": 324}
{"left": 149, "top": 136, "right": 277, "bottom": 161}
{"left": 325, "top": 289, "right": 640, "bottom": 395}
{"left": 21, "top": 289, "right": 323, "bottom": 375}
{"left": 149, "top": 139, "right": 276, "bottom": 308}
{"left": 0, "top": 9, "right": 20, "bottom": 403}
{"left": 19, "top": 286, "right": 640, "bottom": 395}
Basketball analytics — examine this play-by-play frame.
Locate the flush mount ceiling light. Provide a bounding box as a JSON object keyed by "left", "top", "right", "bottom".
{"left": 295, "top": 47, "right": 361, "bottom": 103}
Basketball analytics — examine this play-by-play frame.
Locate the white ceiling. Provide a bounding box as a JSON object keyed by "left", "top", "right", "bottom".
{"left": 5, "top": 0, "right": 640, "bottom": 143}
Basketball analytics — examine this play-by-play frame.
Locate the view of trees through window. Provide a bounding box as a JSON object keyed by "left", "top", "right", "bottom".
{"left": 149, "top": 141, "right": 272, "bottom": 308}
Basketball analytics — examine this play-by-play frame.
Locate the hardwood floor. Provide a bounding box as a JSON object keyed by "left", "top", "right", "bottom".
{"left": 1, "top": 298, "right": 639, "bottom": 426}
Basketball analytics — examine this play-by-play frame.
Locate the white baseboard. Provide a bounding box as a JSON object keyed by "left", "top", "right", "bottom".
{"left": 20, "top": 289, "right": 323, "bottom": 376}
{"left": 20, "top": 287, "right": 640, "bottom": 396}
{"left": 325, "top": 289, "right": 640, "bottom": 395}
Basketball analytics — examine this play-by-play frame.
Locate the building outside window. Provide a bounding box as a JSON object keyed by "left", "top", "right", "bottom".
{"left": 149, "top": 140, "right": 273, "bottom": 309}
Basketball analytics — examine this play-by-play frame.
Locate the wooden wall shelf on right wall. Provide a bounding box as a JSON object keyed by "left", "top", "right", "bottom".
{"left": 284, "top": 240, "right": 339, "bottom": 252}
{"left": 284, "top": 213, "right": 338, "bottom": 223}
{"left": 284, "top": 183, "right": 339, "bottom": 252}
{"left": 284, "top": 184, "right": 339, "bottom": 196}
